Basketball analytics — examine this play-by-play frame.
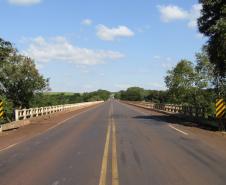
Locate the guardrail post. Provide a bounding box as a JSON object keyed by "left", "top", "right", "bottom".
{"left": 41, "top": 107, "right": 43, "bottom": 116}
{"left": 22, "top": 109, "right": 26, "bottom": 120}
{"left": 13, "top": 101, "right": 103, "bottom": 121}
{"left": 30, "top": 109, "right": 32, "bottom": 118}
{"left": 15, "top": 110, "right": 19, "bottom": 121}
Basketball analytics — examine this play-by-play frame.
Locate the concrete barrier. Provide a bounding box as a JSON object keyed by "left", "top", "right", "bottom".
{"left": 0, "top": 120, "right": 30, "bottom": 132}
{"left": 0, "top": 101, "right": 104, "bottom": 132}
{"left": 122, "top": 101, "right": 220, "bottom": 129}
{"left": 15, "top": 101, "right": 103, "bottom": 121}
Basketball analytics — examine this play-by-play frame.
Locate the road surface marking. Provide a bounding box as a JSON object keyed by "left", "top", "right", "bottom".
{"left": 0, "top": 104, "right": 103, "bottom": 153}
{"left": 99, "top": 102, "right": 120, "bottom": 185}
{"left": 46, "top": 103, "right": 103, "bottom": 132}
{"left": 98, "top": 120, "right": 111, "bottom": 185}
{"left": 121, "top": 102, "right": 189, "bottom": 137}
{"left": 169, "top": 124, "right": 188, "bottom": 135}
{"left": 112, "top": 118, "right": 119, "bottom": 185}
{"left": 0, "top": 142, "right": 20, "bottom": 152}
{"left": 118, "top": 102, "right": 148, "bottom": 116}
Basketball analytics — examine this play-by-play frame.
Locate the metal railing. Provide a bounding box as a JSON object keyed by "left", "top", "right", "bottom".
{"left": 15, "top": 101, "right": 103, "bottom": 121}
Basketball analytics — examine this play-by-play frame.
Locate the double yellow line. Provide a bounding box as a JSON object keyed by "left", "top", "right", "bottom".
{"left": 99, "top": 103, "right": 119, "bottom": 185}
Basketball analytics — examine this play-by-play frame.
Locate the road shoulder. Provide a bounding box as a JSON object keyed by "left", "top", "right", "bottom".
{"left": 0, "top": 104, "right": 101, "bottom": 151}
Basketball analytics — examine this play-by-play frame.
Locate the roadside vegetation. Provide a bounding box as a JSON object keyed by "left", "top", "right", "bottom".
{"left": 30, "top": 90, "right": 111, "bottom": 108}
{"left": 0, "top": 39, "right": 110, "bottom": 123}
{"left": 0, "top": 0, "right": 225, "bottom": 124}
{"left": 116, "top": 0, "right": 226, "bottom": 119}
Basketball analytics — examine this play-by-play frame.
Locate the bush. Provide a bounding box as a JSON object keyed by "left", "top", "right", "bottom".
{"left": 0, "top": 96, "right": 14, "bottom": 124}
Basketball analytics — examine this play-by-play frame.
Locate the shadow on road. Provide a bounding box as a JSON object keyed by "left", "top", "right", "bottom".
{"left": 133, "top": 114, "right": 219, "bottom": 131}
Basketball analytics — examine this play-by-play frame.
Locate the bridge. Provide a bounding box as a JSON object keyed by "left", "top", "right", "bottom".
{"left": 0, "top": 100, "right": 226, "bottom": 185}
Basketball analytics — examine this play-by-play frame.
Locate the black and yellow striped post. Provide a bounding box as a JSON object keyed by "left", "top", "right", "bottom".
{"left": 216, "top": 99, "right": 225, "bottom": 119}
{"left": 0, "top": 99, "right": 4, "bottom": 119}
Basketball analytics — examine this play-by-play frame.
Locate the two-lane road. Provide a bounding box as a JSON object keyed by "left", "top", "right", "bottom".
{"left": 0, "top": 100, "right": 226, "bottom": 185}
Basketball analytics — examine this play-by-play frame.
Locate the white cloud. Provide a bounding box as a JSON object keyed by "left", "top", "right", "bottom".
{"left": 96, "top": 25, "right": 134, "bottom": 41}
{"left": 153, "top": 55, "right": 175, "bottom": 69}
{"left": 158, "top": 5, "right": 188, "bottom": 22}
{"left": 22, "top": 36, "right": 124, "bottom": 65}
{"left": 187, "top": 20, "right": 197, "bottom": 28}
{"left": 158, "top": 4, "right": 202, "bottom": 29}
{"left": 81, "top": 19, "right": 93, "bottom": 26}
{"left": 196, "top": 33, "right": 204, "bottom": 39}
{"left": 187, "top": 4, "right": 202, "bottom": 28}
{"left": 8, "top": 0, "right": 41, "bottom": 6}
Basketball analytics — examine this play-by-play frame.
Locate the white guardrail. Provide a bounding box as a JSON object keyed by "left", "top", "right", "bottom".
{"left": 15, "top": 101, "right": 103, "bottom": 121}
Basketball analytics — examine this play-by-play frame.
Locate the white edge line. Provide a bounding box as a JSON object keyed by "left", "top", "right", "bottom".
{"left": 169, "top": 124, "right": 188, "bottom": 135}
{"left": 119, "top": 101, "right": 189, "bottom": 136}
{"left": 118, "top": 101, "right": 148, "bottom": 116}
{"left": 0, "top": 143, "right": 20, "bottom": 152}
{"left": 0, "top": 103, "right": 104, "bottom": 153}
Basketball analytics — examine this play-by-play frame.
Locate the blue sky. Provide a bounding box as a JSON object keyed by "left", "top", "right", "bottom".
{"left": 0, "top": 0, "right": 207, "bottom": 92}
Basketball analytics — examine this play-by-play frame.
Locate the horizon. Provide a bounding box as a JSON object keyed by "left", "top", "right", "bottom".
{"left": 0, "top": 0, "right": 206, "bottom": 92}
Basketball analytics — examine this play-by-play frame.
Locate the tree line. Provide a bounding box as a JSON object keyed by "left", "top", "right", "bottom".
{"left": 0, "top": 39, "right": 111, "bottom": 123}
{"left": 116, "top": 0, "right": 226, "bottom": 118}
{"left": 30, "top": 90, "right": 111, "bottom": 108}
{"left": 0, "top": 0, "right": 225, "bottom": 123}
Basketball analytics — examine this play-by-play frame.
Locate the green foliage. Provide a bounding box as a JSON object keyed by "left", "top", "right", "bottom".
{"left": 29, "top": 90, "right": 111, "bottom": 108}
{"left": 82, "top": 90, "right": 111, "bottom": 102}
{"left": 115, "top": 87, "right": 168, "bottom": 103}
{"left": 0, "top": 96, "right": 14, "bottom": 124}
{"left": 145, "top": 90, "right": 169, "bottom": 103}
{"left": 165, "top": 60, "right": 198, "bottom": 104}
{"left": 198, "top": 0, "right": 226, "bottom": 95}
{"left": 30, "top": 93, "right": 74, "bottom": 107}
{"left": 0, "top": 38, "right": 15, "bottom": 60}
{"left": 164, "top": 51, "right": 219, "bottom": 116}
{"left": 119, "top": 87, "right": 145, "bottom": 101}
{"left": 0, "top": 38, "right": 49, "bottom": 109}
{"left": 195, "top": 48, "right": 215, "bottom": 87}
{"left": 1, "top": 56, "right": 49, "bottom": 108}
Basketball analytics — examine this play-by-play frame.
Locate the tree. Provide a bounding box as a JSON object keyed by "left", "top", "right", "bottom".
{"left": 0, "top": 38, "right": 15, "bottom": 60}
{"left": 145, "top": 90, "right": 168, "bottom": 103}
{"left": 80, "top": 89, "right": 111, "bottom": 102}
{"left": 198, "top": 0, "right": 226, "bottom": 96}
{"left": 119, "top": 87, "right": 145, "bottom": 101}
{"left": 165, "top": 60, "right": 197, "bottom": 104}
{"left": 0, "top": 38, "right": 49, "bottom": 108}
{"left": 95, "top": 90, "right": 111, "bottom": 101}
{"left": 195, "top": 48, "right": 215, "bottom": 88}
{"left": 164, "top": 56, "right": 219, "bottom": 116}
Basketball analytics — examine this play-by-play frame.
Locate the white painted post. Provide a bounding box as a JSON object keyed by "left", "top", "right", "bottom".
{"left": 30, "top": 108, "right": 33, "bottom": 118}
{"left": 23, "top": 109, "right": 26, "bottom": 120}
{"left": 15, "top": 110, "right": 19, "bottom": 121}
{"left": 41, "top": 107, "right": 44, "bottom": 116}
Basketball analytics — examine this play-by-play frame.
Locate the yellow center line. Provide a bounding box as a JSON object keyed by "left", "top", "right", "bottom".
{"left": 98, "top": 102, "right": 120, "bottom": 185}
{"left": 98, "top": 104, "right": 112, "bottom": 185}
{"left": 112, "top": 118, "right": 119, "bottom": 185}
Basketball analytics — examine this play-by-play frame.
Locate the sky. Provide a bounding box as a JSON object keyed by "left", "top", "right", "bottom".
{"left": 0, "top": 0, "right": 207, "bottom": 92}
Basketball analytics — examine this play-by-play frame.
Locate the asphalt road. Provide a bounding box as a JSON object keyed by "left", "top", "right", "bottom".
{"left": 0, "top": 100, "right": 226, "bottom": 185}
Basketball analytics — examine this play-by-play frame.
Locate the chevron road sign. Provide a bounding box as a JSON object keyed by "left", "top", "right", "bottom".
{"left": 216, "top": 99, "right": 225, "bottom": 119}
{"left": 0, "top": 99, "right": 4, "bottom": 119}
